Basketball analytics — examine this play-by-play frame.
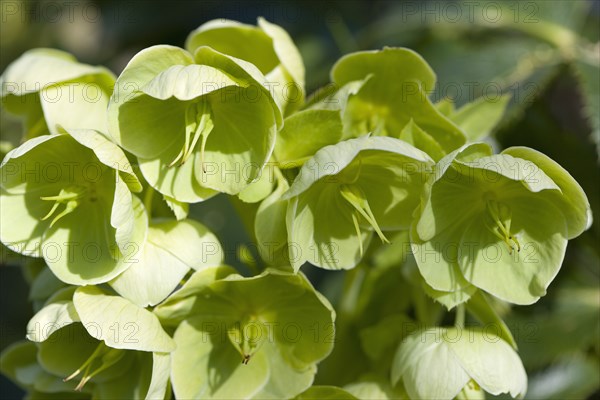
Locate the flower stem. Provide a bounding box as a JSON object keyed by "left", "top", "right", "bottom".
{"left": 455, "top": 304, "right": 465, "bottom": 329}
{"left": 144, "top": 186, "right": 154, "bottom": 218}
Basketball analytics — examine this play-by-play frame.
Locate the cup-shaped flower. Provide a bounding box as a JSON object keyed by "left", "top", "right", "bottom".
{"left": 185, "top": 17, "right": 305, "bottom": 114}
{"left": 0, "top": 48, "right": 115, "bottom": 140}
{"left": 283, "top": 135, "right": 433, "bottom": 271}
{"left": 391, "top": 327, "right": 527, "bottom": 399}
{"left": 411, "top": 143, "right": 592, "bottom": 305}
{"left": 153, "top": 267, "right": 336, "bottom": 400}
{"left": 1, "top": 286, "right": 174, "bottom": 398}
{"left": 331, "top": 47, "right": 465, "bottom": 157}
{"left": 0, "top": 128, "right": 146, "bottom": 285}
{"left": 108, "top": 45, "right": 281, "bottom": 203}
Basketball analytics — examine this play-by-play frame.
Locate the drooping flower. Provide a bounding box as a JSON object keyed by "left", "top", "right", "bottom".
{"left": 330, "top": 47, "right": 466, "bottom": 156}
{"left": 1, "top": 285, "right": 174, "bottom": 398}
{"left": 154, "top": 266, "right": 335, "bottom": 400}
{"left": 411, "top": 143, "right": 592, "bottom": 305}
{"left": 185, "top": 17, "right": 305, "bottom": 114}
{"left": 108, "top": 45, "right": 281, "bottom": 202}
{"left": 283, "top": 135, "right": 433, "bottom": 271}
{"left": 0, "top": 128, "right": 146, "bottom": 285}
{"left": 0, "top": 48, "right": 115, "bottom": 140}
{"left": 392, "top": 327, "right": 527, "bottom": 399}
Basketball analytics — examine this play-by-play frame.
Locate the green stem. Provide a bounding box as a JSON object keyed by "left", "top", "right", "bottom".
{"left": 455, "top": 304, "right": 465, "bottom": 329}
{"left": 144, "top": 186, "right": 155, "bottom": 218}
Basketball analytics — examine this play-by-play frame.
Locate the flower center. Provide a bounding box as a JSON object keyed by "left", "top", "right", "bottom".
{"left": 485, "top": 199, "right": 520, "bottom": 254}
{"left": 340, "top": 183, "right": 390, "bottom": 256}
{"left": 169, "top": 99, "right": 214, "bottom": 170}
{"left": 227, "top": 317, "right": 265, "bottom": 365}
{"left": 63, "top": 341, "right": 125, "bottom": 391}
{"left": 40, "top": 185, "right": 87, "bottom": 227}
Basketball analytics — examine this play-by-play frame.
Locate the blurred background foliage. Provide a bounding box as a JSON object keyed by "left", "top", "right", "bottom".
{"left": 1, "top": 0, "right": 599, "bottom": 399}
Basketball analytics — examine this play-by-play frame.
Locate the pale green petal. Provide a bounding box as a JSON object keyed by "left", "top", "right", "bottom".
{"left": 108, "top": 45, "right": 195, "bottom": 151}
{"left": 153, "top": 265, "right": 238, "bottom": 327}
{"left": 141, "top": 64, "right": 239, "bottom": 101}
{"left": 0, "top": 186, "right": 48, "bottom": 256}
{"left": 65, "top": 128, "right": 141, "bottom": 192}
{"left": 171, "top": 316, "right": 269, "bottom": 399}
{"left": 110, "top": 219, "right": 223, "bottom": 307}
{"left": 295, "top": 386, "right": 358, "bottom": 400}
{"left": 26, "top": 286, "right": 79, "bottom": 342}
{"left": 332, "top": 47, "right": 435, "bottom": 92}
{"left": 111, "top": 178, "right": 137, "bottom": 253}
{"left": 421, "top": 280, "right": 476, "bottom": 310}
{"left": 274, "top": 109, "right": 343, "bottom": 166}
{"left": 285, "top": 136, "right": 432, "bottom": 199}
{"left": 163, "top": 195, "right": 189, "bottom": 220}
{"left": 193, "top": 87, "right": 277, "bottom": 194}
{"left": 73, "top": 286, "right": 175, "bottom": 352}
{"left": 411, "top": 222, "right": 472, "bottom": 292}
{"left": 345, "top": 376, "right": 409, "bottom": 400}
{"left": 250, "top": 342, "right": 316, "bottom": 399}
{"left": 192, "top": 46, "right": 283, "bottom": 126}
{"left": 502, "top": 146, "right": 593, "bottom": 238}
{"left": 457, "top": 154, "right": 560, "bottom": 193}
{"left": 185, "top": 20, "right": 277, "bottom": 74}
{"left": 40, "top": 79, "right": 113, "bottom": 136}
{"left": 41, "top": 192, "right": 143, "bottom": 285}
{"left": 332, "top": 48, "right": 465, "bottom": 149}
{"left": 447, "top": 328, "right": 527, "bottom": 397}
{"left": 258, "top": 17, "right": 305, "bottom": 89}
{"left": 415, "top": 164, "right": 488, "bottom": 242}
{"left": 286, "top": 186, "right": 372, "bottom": 271}
{"left": 139, "top": 148, "right": 218, "bottom": 203}
{"left": 0, "top": 48, "right": 113, "bottom": 97}
{"left": 255, "top": 174, "right": 290, "bottom": 266}
{"left": 399, "top": 119, "right": 446, "bottom": 162}
{"left": 112, "top": 95, "right": 189, "bottom": 159}
{"left": 0, "top": 341, "right": 42, "bottom": 389}
{"left": 237, "top": 165, "right": 275, "bottom": 203}
{"left": 391, "top": 329, "right": 470, "bottom": 400}
{"left": 450, "top": 95, "right": 511, "bottom": 141}
{"left": 458, "top": 196, "right": 568, "bottom": 305}
{"left": 37, "top": 323, "right": 135, "bottom": 385}
{"left": 144, "top": 352, "right": 171, "bottom": 400}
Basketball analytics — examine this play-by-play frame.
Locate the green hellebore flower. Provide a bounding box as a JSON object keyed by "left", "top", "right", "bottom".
{"left": 186, "top": 17, "right": 305, "bottom": 114}
{"left": 108, "top": 45, "right": 281, "bottom": 202}
{"left": 154, "top": 267, "right": 335, "bottom": 400}
{"left": 0, "top": 128, "right": 146, "bottom": 285}
{"left": 1, "top": 285, "right": 174, "bottom": 398}
{"left": 0, "top": 48, "right": 115, "bottom": 140}
{"left": 283, "top": 135, "right": 433, "bottom": 271}
{"left": 391, "top": 327, "right": 527, "bottom": 399}
{"left": 411, "top": 143, "right": 592, "bottom": 305}
{"left": 331, "top": 47, "right": 465, "bottom": 156}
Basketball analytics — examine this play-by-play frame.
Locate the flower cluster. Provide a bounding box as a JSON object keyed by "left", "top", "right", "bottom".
{"left": 0, "top": 16, "right": 591, "bottom": 400}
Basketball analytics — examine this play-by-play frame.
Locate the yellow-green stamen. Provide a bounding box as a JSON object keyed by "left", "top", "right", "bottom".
{"left": 227, "top": 318, "right": 265, "bottom": 365}
{"left": 485, "top": 200, "right": 520, "bottom": 254}
{"left": 40, "top": 186, "right": 86, "bottom": 227}
{"left": 169, "top": 100, "right": 214, "bottom": 169}
{"left": 63, "top": 341, "right": 125, "bottom": 392}
{"left": 340, "top": 184, "right": 390, "bottom": 255}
